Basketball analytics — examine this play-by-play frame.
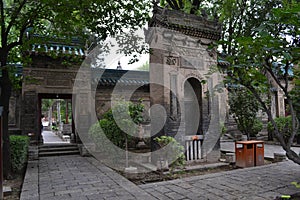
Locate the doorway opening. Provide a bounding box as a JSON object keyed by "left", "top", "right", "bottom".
{"left": 38, "top": 94, "right": 74, "bottom": 144}
{"left": 184, "top": 78, "right": 203, "bottom": 135}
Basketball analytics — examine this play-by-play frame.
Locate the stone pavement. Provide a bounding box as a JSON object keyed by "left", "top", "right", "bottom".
{"left": 21, "top": 154, "right": 300, "bottom": 200}
{"left": 20, "top": 155, "right": 156, "bottom": 200}
{"left": 42, "top": 130, "right": 70, "bottom": 144}
{"left": 140, "top": 161, "right": 300, "bottom": 200}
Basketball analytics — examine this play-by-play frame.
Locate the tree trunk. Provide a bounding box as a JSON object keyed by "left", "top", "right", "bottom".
{"left": 0, "top": 66, "right": 13, "bottom": 179}
{"left": 268, "top": 130, "right": 274, "bottom": 141}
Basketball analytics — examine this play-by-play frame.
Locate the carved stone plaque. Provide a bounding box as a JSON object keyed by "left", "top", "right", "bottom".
{"left": 181, "top": 57, "right": 204, "bottom": 70}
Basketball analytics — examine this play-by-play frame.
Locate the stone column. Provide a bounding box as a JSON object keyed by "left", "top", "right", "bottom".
{"left": 21, "top": 91, "right": 38, "bottom": 142}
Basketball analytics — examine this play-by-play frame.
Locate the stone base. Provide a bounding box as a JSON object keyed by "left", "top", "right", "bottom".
{"left": 28, "top": 146, "right": 39, "bottom": 160}
{"left": 136, "top": 141, "right": 148, "bottom": 149}
{"left": 124, "top": 166, "right": 139, "bottom": 179}
{"left": 274, "top": 153, "right": 286, "bottom": 162}
{"left": 78, "top": 144, "right": 92, "bottom": 157}
{"left": 157, "top": 160, "right": 169, "bottom": 171}
{"left": 4, "top": 186, "right": 12, "bottom": 197}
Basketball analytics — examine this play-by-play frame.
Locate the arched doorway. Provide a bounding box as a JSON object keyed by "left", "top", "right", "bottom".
{"left": 184, "top": 77, "right": 203, "bottom": 136}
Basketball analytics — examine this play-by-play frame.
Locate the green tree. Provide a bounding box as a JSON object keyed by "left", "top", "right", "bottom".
{"left": 136, "top": 61, "right": 149, "bottom": 71}
{"left": 160, "top": 0, "right": 201, "bottom": 14}
{"left": 89, "top": 100, "right": 145, "bottom": 168}
{"left": 229, "top": 88, "right": 263, "bottom": 140}
{"left": 0, "top": 0, "right": 151, "bottom": 178}
{"left": 89, "top": 100, "right": 145, "bottom": 148}
{"left": 291, "top": 67, "right": 300, "bottom": 122}
{"left": 159, "top": 0, "right": 300, "bottom": 164}
{"left": 160, "top": 0, "right": 281, "bottom": 55}
{"left": 224, "top": 0, "right": 300, "bottom": 164}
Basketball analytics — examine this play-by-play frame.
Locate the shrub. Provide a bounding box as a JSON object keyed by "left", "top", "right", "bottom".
{"left": 52, "top": 125, "right": 58, "bottom": 131}
{"left": 248, "top": 119, "right": 263, "bottom": 138}
{"left": 89, "top": 100, "right": 144, "bottom": 150}
{"left": 229, "top": 88, "right": 263, "bottom": 139}
{"left": 154, "top": 136, "right": 186, "bottom": 169}
{"left": 10, "top": 135, "right": 30, "bottom": 173}
{"left": 267, "top": 116, "right": 292, "bottom": 143}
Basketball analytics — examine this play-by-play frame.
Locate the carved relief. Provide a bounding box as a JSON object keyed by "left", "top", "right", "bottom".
{"left": 166, "top": 56, "right": 178, "bottom": 65}
{"left": 181, "top": 57, "right": 204, "bottom": 70}
{"left": 46, "top": 79, "right": 70, "bottom": 88}
{"left": 25, "top": 69, "right": 79, "bottom": 89}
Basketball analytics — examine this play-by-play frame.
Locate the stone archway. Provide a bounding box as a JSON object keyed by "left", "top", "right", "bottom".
{"left": 184, "top": 77, "right": 202, "bottom": 136}
{"left": 21, "top": 66, "right": 87, "bottom": 144}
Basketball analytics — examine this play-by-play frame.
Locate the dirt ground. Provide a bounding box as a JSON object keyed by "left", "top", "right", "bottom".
{"left": 123, "top": 163, "right": 236, "bottom": 185}
{"left": 3, "top": 174, "right": 23, "bottom": 200}
{"left": 123, "top": 159, "right": 275, "bottom": 185}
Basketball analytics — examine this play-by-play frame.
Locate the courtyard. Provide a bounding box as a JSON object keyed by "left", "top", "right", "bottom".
{"left": 20, "top": 153, "right": 300, "bottom": 200}
{"left": 1, "top": 1, "right": 300, "bottom": 200}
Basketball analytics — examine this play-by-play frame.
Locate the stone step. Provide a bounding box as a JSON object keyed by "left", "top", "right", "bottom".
{"left": 39, "top": 144, "right": 78, "bottom": 149}
{"left": 39, "top": 144, "right": 79, "bottom": 157}
{"left": 39, "top": 150, "right": 80, "bottom": 157}
{"left": 39, "top": 146, "right": 79, "bottom": 152}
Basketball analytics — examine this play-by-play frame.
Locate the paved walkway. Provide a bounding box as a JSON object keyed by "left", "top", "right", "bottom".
{"left": 21, "top": 153, "right": 300, "bottom": 200}
{"left": 21, "top": 155, "right": 155, "bottom": 200}
{"left": 42, "top": 130, "right": 70, "bottom": 144}
{"left": 141, "top": 161, "right": 300, "bottom": 200}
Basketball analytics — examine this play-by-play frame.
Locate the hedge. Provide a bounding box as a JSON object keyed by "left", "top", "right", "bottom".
{"left": 10, "top": 135, "right": 30, "bottom": 173}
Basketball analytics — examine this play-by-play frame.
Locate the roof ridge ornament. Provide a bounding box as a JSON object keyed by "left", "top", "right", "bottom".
{"left": 116, "top": 60, "right": 122, "bottom": 70}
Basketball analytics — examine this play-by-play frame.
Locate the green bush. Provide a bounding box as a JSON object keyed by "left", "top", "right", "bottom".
{"left": 52, "top": 125, "right": 58, "bottom": 131}
{"left": 267, "top": 116, "right": 292, "bottom": 143}
{"left": 10, "top": 135, "right": 30, "bottom": 173}
{"left": 248, "top": 119, "right": 263, "bottom": 138}
{"left": 229, "top": 88, "right": 263, "bottom": 139}
{"left": 154, "top": 136, "right": 186, "bottom": 169}
{"left": 89, "top": 100, "right": 144, "bottom": 150}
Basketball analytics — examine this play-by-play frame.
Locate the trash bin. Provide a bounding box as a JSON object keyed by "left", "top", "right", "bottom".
{"left": 235, "top": 140, "right": 264, "bottom": 168}
{"left": 235, "top": 141, "right": 255, "bottom": 168}
{"left": 254, "top": 141, "right": 264, "bottom": 166}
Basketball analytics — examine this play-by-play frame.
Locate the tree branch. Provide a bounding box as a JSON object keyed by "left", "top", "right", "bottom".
{"left": 0, "top": 0, "right": 6, "bottom": 47}
{"left": 246, "top": 85, "right": 288, "bottom": 150}
{"left": 263, "top": 59, "right": 287, "bottom": 94}
{"left": 7, "top": 18, "right": 32, "bottom": 52}
{"left": 190, "top": 0, "right": 200, "bottom": 14}
{"left": 283, "top": 61, "right": 290, "bottom": 92}
{"left": 286, "top": 97, "right": 299, "bottom": 149}
{"left": 166, "top": 0, "right": 180, "bottom": 10}
{"left": 6, "top": 0, "right": 28, "bottom": 36}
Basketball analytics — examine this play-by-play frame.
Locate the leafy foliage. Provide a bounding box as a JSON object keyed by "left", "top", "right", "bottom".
{"left": 221, "top": 0, "right": 300, "bottom": 164}
{"left": 136, "top": 61, "right": 149, "bottom": 71}
{"left": 154, "top": 136, "right": 186, "bottom": 169}
{"left": 160, "top": 0, "right": 201, "bottom": 15}
{"left": 229, "top": 88, "right": 263, "bottom": 139}
{"left": 268, "top": 116, "right": 292, "bottom": 143}
{"left": 291, "top": 67, "right": 300, "bottom": 122}
{"left": 10, "top": 135, "right": 29, "bottom": 173}
{"left": 89, "top": 100, "right": 145, "bottom": 149}
{"left": 0, "top": 0, "right": 151, "bottom": 177}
